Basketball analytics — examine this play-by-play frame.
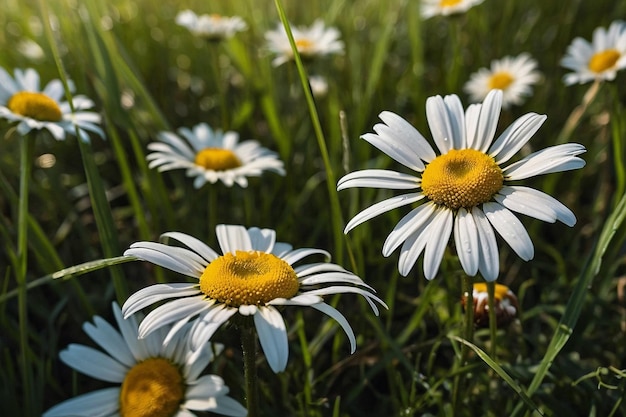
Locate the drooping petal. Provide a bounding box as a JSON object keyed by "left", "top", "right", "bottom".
{"left": 337, "top": 170, "right": 420, "bottom": 191}
{"left": 42, "top": 388, "right": 120, "bottom": 417}
{"left": 254, "top": 306, "right": 288, "bottom": 373}
{"left": 495, "top": 186, "right": 576, "bottom": 226}
{"left": 160, "top": 232, "right": 219, "bottom": 263}
{"left": 383, "top": 202, "right": 438, "bottom": 257}
{"left": 472, "top": 207, "right": 500, "bottom": 281}
{"left": 503, "top": 143, "right": 586, "bottom": 180}
{"left": 60, "top": 345, "right": 128, "bottom": 383}
{"left": 454, "top": 207, "right": 479, "bottom": 276}
{"left": 310, "top": 302, "right": 357, "bottom": 353}
{"left": 483, "top": 202, "right": 534, "bottom": 261}
{"left": 423, "top": 208, "right": 453, "bottom": 280}
{"left": 344, "top": 193, "right": 425, "bottom": 233}
{"left": 137, "top": 296, "right": 212, "bottom": 338}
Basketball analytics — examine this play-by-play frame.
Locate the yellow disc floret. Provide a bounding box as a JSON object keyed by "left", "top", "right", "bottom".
{"left": 488, "top": 71, "right": 514, "bottom": 90}
{"left": 119, "top": 357, "right": 184, "bottom": 417}
{"left": 421, "top": 148, "right": 503, "bottom": 210}
{"left": 7, "top": 91, "right": 62, "bottom": 122}
{"left": 588, "top": 49, "right": 620, "bottom": 73}
{"left": 440, "top": 0, "right": 463, "bottom": 6}
{"left": 194, "top": 148, "right": 242, "bottom": 171}
{"left": 200, "top": 251, "right": 299, "bottom": 306}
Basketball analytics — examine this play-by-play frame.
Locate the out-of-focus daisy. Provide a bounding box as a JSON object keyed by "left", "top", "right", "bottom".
{"left": 421, "top": 0, "right": 485, "bottom": 19}
{"left": 0, "top": 67, "right": 103, "bottom": 142}
{"left": 43, "top": 302, "right": 247, "bottom": 417}
{"left": 338, "top": 89, "right": 586, "bottom": 281}
{"left": 265, "top": 20, "right": 344, "bottom": 67}
{"left": 147, "top": 123, "right": 285, "bottom": 188}
{"left": 176, "top": 9, "right": 247, "bottom": 40}
{"left": 464, "top": 53, "right": 541, "bottom": 108}
{"left": 309, "top": 75, "right": 329, "bottom": 98}
{"left": 461, "top": 282, "right": 519, "bottom": 327}
{"left": 122, "top": 225, "right": 386, "bottom": 373}
{"left": 16, "top": 39, "right": 45, "bottom": 61}
{"left": 561, "top": 21, "right": 626, "bottom": 85}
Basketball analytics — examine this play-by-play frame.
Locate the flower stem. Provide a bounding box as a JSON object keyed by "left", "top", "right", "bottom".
{"left": 487, "top": 281, "right": 497, "bottom": 358}
{"left": 271, "top": 0, "right": 356, "bottom": 270}
{"left": 452, "top": 274, "right": 474, "bottom": 414}
{"left": 241, "top": 323, "right": 259, "bottom": 417}
{"left": 17, "top": 132, "right": 33, "bottom": 417}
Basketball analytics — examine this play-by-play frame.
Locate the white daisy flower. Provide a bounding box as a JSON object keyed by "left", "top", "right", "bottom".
{"left": 561, "top": 21, "right": 626, "bottom": 85}
{"left": 146, "top": 123, "right": 285, "bottom": 188}
{"left": 309, "top": 75, "right": 329, "bottom": 98}
{"left": 421, "top": 0, "right": 485, "bottom": 19}
{"left": 43, "top": 302, "right": 247, "bottom": 417}
{"left": 463, "top": 53, "right": 541, "bottom": 109}
{"left": 265, "top": 20, "right": 344, "bottom": 67}
{"left": 122, "top": 225, "right": 386, "bottom": 373}
{"left": 0, "top": 67, "right": 103, "bottom": 142}
{"left": 337, "top": 89, "right": 586, "bottom": 281}
{"left": 176, "top": 9, "right": 248, "bottom": 40}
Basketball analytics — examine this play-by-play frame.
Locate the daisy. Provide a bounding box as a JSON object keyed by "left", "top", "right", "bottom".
{"left": 146, "top": 123, "right": 285, "bottom": 188}
{"left": 43, "top": 302, "right": 247, "bottom": 417}
{"left": 122, "top": 225, "right": 386, "bottom": 373}
{"left": 0, "top": 67, "right": 103, "bottom": 142}
{"left": 337, "top": 89, "right": 586, "bottom": 281}
{"left": 463, "top": 53, "right": 541, "bottom": 108}
{"left": 461, "top": 282, "right": 519, "bottom": 328}
{"left": 176, "top": 9, "right": 248, "bottom": 40}
{"left": 421, "top": 0, "right": 485, "bottom": 19}
{"left": 561, "top": 20, "right": 626, "bottom": 85}
{"left": 265, "top": 20, "right": 344, "bottom": 67}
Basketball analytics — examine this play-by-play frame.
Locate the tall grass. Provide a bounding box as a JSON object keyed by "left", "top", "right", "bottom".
{"left": 1, "top": 0, "right": 626, "bottom": 416}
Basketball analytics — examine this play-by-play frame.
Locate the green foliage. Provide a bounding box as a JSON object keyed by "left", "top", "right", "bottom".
{"left": 1, "top": 0, "right": 626, "bottom": 416}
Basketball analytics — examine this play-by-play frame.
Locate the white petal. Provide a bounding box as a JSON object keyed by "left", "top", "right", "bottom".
{"left": 189, "top": 305, "right": 237, "bottom": 351}
{"left": 216, "top": 224, "right": 252, "bottom": 253}
{"left": 495, "top": 186, "right": 576, "bottom": 226}
{"left": 125, "top": 243, "right": 206, "bottom": 277}
{"left": 488, "top": 113, "right": 547, "bottom": 164}
{"left": 362, "top": 131, "right": 424, "bottom": 171}
{"left": 503, "top": 143, "right": 586, "bottom": 180}
{"left": 471, "top": 89, "right": 502, "bottom": 152}
{"left": 383, "top": 202, "right": 437, "bottom": 257}
{"left": 43, "top": 387, "right": 120, "bottom": 417}
{"left": 337, "top": 170, "right": 420, "bottom": 191}
{"left": 247, "top": 227, "right": 276, "bottom": 252}
{"left": 423, "top": 208, "right": 453, "bottom": 280}
{"left": 472, "top": 207, "right": 500, "bottom": 281}
{"left": 483, "top": 202, "right": 534, "bottom": 261}
{"left": 137, "top": 296, "right": 211, "bottom": 338}
{"left": 268, "top": 294, "right": 323, "bottom": 306}
{"left": 454, "top": 208, "right": 479, "bottom": 276}
{"left": 397, "top": 227, "right": 429, "bottom": 277}
{"left": 122, "top": 283, "right": 200, "bottom": 318}
{"left": 294, "top": 262, "right": 348, "bottom": 276}
{"left": 344, "top": 193, "right": 425, "bottom": 233}
{"left": 160, "top": 232, "right": 219, "bottom": 262}
{"left": 426, "top": 94, "right": 464, "bottom": 154}
{"left": 281, "top": 248, "right": 330, "bottom": 265}
{"left": 310, "top": 303, "right": 357, "bottom": 353}
{"left": 254, "top": 306, "right": 288, "bottom": 373}
{"left": 374, "top": 110, "right": 436, "bottom": 164}
{"left": 60, "top": 345, "right": 127, "bottom": 383}
{"left": 298, "top": 272, "right": 373, "bottom": 289}
{"left": 82, "top": 316, "right": 135, "bottom": 368}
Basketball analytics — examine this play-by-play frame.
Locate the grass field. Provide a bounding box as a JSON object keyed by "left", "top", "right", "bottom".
{"left": 1, "top": 0, "right": 626, "bottom": 416}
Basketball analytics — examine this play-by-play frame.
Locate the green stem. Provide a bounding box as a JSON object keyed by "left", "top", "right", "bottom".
{"left": 453, "top": 274, "right": 475, "bottom": 414}
{"left": 17, "top": 133, "right": 33, "bottom": 417}
{"left": 487, "top": 281, "right": 497, "bottom": 358}
{"left": 241, "top": 323, "right": 259, "bottom": 417}
{"left": 272, "top": 0, "right": 356, "bottom": 270}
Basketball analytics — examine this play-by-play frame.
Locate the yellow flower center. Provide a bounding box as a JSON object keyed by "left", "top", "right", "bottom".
{"left": 440, "top": 0, "right": 462, "bottom": 6}
{"left": 295, "top": 38, "right": 314, "bottom": 53}
{"left": 119, "top": 357, "right": 184, "bottom": 417}
{"left": 473, "top": 282, "right": 510, "bottom": 300}
{"left": 488, "top": 71, "right": 514, "bottom": 90}
{"left": 210, "top": 14, "right": 222, "bottom": 20}
{"left": 420, "top": 149, "right": 503, "bottom": 210}
{"left": 194, "top": 148, "right": 242, "bottom": 171}
{"left": 588, "top": 49, "right": 621, "bottom": 73}
{"left": 7, "top": 91, "right": 62, "bottom": 122}
{"left": 200, "top": 251, "right": 299, "bottom": 306}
